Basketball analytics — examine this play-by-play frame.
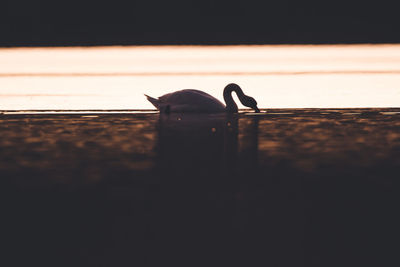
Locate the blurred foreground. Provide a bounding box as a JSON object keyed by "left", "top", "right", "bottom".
{"left": 1, "top": 108, "right": 399, "bottom": 266}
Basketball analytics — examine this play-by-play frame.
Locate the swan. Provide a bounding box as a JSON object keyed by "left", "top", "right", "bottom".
{"left": 145, "top": 83, "right": 260, "bottom": 113}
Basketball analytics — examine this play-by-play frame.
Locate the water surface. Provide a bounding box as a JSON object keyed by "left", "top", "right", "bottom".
{"left": 1, "top": 45, "right": 400, "bottom": 266}
{"left": 1, "top": 45, "right": 399, "bottom": 110}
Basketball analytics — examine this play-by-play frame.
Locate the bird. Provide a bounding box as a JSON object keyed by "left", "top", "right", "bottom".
{"left": 145, "top": 83, "right": 260, "bottom": 113}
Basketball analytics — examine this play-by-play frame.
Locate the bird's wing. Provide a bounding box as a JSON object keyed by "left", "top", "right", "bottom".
{"left": 160, "top": 89, "right": 224, "bottom": 106}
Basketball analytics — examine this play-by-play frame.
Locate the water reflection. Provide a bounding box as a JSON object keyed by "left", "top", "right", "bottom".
{"left": 156, "top": 113, "right": 260, "bottom": 183}
{"left": 150, "top": 113, "right": 266, "bottom": 265}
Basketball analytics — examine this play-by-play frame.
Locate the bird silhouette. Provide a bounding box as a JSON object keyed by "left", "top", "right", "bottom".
{"left": 145, "top": 83, "right": 259, "bottom": 113}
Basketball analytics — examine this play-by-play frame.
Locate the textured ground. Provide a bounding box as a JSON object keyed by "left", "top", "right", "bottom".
{"left": 1, "top": 108, "right": 399, "bottom": 266}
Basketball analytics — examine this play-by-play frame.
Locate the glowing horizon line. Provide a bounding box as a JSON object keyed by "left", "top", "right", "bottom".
{"left": 1, "top": 70, "right": 400, "bottom": 77}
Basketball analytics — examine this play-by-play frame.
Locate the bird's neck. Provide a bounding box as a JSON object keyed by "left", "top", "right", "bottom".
{"left": 223, "top": 85, "right": 244, "bottom": 113}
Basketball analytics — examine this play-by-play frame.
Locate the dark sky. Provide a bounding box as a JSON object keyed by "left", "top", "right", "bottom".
{"left": 1, "top": 0, "right": 399, "bottom": 46}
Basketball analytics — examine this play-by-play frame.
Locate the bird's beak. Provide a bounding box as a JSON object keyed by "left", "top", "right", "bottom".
{"left": 254, "top": 106, "right": 260, "bottom": 113}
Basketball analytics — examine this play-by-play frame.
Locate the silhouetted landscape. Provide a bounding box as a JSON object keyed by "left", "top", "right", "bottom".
{"left": 1, "top": 0, "right": 399, "bottom": 46}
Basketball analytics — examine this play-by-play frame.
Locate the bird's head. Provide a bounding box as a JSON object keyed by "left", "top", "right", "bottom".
{"left": 242, "top": 96, "right": 260, "bottom": 113}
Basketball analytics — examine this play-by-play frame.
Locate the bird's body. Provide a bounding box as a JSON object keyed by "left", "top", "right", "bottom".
{"left": 145, "top": 83, "right": 259, "bottom": 113}
{"left": 146, "top": 89, "right": 225, "bottom": 113}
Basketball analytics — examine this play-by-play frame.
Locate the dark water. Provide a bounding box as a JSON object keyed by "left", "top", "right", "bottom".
{"left": 1, "top": 109, "right": 400, "bottom": 267}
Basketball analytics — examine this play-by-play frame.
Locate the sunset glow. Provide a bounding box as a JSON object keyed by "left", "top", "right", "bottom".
{"left": 1, "top": 44, "right": 399, "bottom": 110}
